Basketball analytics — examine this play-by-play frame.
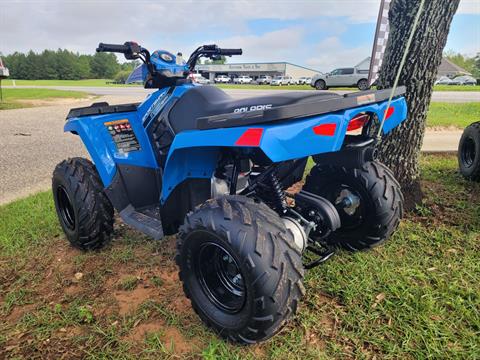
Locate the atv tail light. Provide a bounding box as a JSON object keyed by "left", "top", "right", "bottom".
{"left": 385, "top": 106, "right": 395, "bottom": 120}
{"left": 235, "top": 128, "right": 264, "bottom": 146}
{"left": 313, "top": 123, "right": 337, "bottom": 136}
{"left": 347, "top": 114, "right": 369, "bottom": 132}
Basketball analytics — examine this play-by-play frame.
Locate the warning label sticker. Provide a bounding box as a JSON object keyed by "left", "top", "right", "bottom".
{"left": 104, "top": 119, "right": 141, "bottom": 153}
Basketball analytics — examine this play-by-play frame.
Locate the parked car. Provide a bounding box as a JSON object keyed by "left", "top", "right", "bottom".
{"left": 449, "top": 77, "right": 464, "bottom": 85}
{"left": 214, "top": 75, "right": 230, "bottom": 83}
{"left": 257, "top": 75, "right": 272, "bottom": 84}
{"left": 234, "top": 75, "right": 253, "bottom": 84}
{"left": 190, "top": 73, "right": 211, "bottom": 85}
{"left": 453, "top": 75, "right": 477, "bottom": 85}
{"left": 297, "top": 77, "right": 311, "bottom": 85}
{"left": 435, "top": 76, "right": 453, "bottom": 85}
{"left": 271, "top": 75, "right": 293, "bottom": 86}
{"left": 311, "top": 68, "right": 369, "bottom": 90}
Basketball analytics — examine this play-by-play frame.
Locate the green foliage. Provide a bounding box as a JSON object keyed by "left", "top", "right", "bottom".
{"left": 202, "top": 55, "right": 228, "bottom": 65}
{"left": 114, "top": 70, "right": 133, "bottom": 83}
{"left": 444, "top": 50, "right": 480, "bottom": 78}
{"left": 2, "top": 49, "right": 134, "bottom": 80}
{"left": 90, "top": 52, "right": 120, "bottom": 79}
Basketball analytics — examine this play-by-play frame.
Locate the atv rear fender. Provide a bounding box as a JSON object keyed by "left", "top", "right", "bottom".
{"left": 161, "top": 95, "right": 407, "bottom": 201}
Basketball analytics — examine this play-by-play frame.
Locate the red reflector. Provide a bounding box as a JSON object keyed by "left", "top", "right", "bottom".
{"left": 347, "top": 114, "right": 369, "bottom": 132}
{"left": 313, "top": 123, "right": 337, "bottom": 136}
{"left": 235, "top": 128, "right": 264, "bottom": 146}
{"left": 385, "top": 106, "right": 394, "bottom": 119}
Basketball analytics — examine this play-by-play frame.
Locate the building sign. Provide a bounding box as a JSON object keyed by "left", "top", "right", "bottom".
{"left": 196, "top": 63, "right": 286, "bottom": 73}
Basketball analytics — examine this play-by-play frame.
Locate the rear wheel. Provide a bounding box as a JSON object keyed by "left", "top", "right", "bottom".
{"left": 458, "top": 122, "right": 480, "bottom": 181}
{"left": 357, "top": 79, "right": 369, "bottom": 91}
{"left": 303, "top": 161, "right": 403, "bottom": 251}
{"left": 176, "top": 195, "right": 305, "bottom": 344}
{"left": 52, "top": 158, "right": 114, "bottom": 250}
{"left": 315, "top": 79, "right": 327, "bottom": 90}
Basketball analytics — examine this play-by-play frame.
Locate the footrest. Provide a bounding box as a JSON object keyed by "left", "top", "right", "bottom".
{"left": 119, "top": 205, "right": 164, "bottom": 240}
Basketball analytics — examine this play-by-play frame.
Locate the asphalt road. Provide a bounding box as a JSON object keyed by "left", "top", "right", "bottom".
{"left": 0, "top": 90, "right": 465, "bottom": 205}
{"left": 5, "top": 85, "right": 480, "bottom": 102}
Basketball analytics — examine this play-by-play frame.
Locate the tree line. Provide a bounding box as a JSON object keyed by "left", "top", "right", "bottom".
{"left": 2, "top": 49, "right": 137, "bottom": 80}
{"left": 444, "top": 51, "right": 480, "bottom": 78}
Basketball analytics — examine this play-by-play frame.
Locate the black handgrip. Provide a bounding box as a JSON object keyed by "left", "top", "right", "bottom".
{"left": 96, "top": 43, "right": 129, "bottom": 53}
{"left": 218, "top": 48, "right": 243, "bottom": 56}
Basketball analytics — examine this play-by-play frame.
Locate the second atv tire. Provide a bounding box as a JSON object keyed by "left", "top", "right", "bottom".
{"left": 303, "top": 161, "right": 403, "bottom": 251}
{"left": 458, "top": 121, "right": 480, "bottom": 181}
{"left": 176, "top": 195, "right": 305, "bottom": 344}
{"left": 52, "top": 157, "right": 114, "bottom": 250}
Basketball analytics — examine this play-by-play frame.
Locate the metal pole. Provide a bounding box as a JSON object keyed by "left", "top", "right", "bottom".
{"left": 0, "top": 78, "right": 3, "bottom": 102}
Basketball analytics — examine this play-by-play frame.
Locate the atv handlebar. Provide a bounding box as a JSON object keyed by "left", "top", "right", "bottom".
{"left": 95, "top": 41, "right": 242, "bottom": 77}
{"left": 96, "top": 42, "right": 146, "bottom": 62}
{"left": 96, "top": 43, "right": 130, "bottom": 53}
{"left": 187, "top": 44, "right": 243, "bottom": 71}
{"left": 218, "top": 48, "right": 243, "bottom": 56}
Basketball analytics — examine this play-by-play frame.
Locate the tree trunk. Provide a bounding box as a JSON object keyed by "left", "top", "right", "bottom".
{"left": 376, "top": 0, "right": 460, "bottom": 210}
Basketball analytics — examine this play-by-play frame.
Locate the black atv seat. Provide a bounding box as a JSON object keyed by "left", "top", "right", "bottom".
{"left": 168, "top": 86, "right": 340, "bottom": 133}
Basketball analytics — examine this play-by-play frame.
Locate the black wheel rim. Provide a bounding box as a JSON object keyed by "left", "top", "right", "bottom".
{"left": 195, "top": 242, "right": 246, "bottom": 314}
{"left": 461, "top": 137, "right": 476, "bottom": 168}
{"left": 57, "top": 186, "right": 76, "bottom": 230}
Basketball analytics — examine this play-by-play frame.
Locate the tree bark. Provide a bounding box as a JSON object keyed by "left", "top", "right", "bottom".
{"left": 376, "top": 0, "right": 460, "bottom": 210}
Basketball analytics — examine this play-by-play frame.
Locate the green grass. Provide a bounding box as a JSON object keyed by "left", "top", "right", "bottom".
{"left": 427, "top": 102, "right": 480, "bottom": 128}
{"left": 0, "top": 88, "right": 90, "bottom": 110}
{"left": 0, "top": 155, "right": 479, "bottom": 359}
{"left": 0, "top": 191, "right": 62, "bottom": 256}
{"left": 432, "top": 84, "right": 480, "bottom": 92}
{"left": 1, "top": 79, "right": 134, "bottom": 87}
{"left": 3, "top": 79, "right": 479, "bottom": 91}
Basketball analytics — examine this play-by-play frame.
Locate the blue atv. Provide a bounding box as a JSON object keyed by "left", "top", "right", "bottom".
{"left": 53, "top": 41, "right": 406, "bottom": 343}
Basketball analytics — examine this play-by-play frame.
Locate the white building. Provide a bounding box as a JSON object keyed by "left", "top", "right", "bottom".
{"left": 195, "top": 62, "right": 319, "bottom": 81}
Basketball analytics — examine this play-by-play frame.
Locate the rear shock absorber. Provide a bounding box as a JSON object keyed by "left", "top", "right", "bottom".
{"left": 270, "top": 171, "right": 287, "bottom": 213}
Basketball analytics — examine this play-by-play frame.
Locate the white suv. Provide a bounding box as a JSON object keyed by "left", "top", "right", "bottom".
{"left": 270, "top": 76, "right": 293, "bottom": 86}
{"left": 234, "top": 76, "right": 253, "bottom": 84}
{"left": 214, "top": 75, "right": 230, "bottom": 83}
{"left": 257, "top": 75, "right": 272, "bottom": 84}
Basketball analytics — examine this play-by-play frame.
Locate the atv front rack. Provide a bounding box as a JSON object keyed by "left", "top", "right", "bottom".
{"left": 197, "top": 86, "right": 406, "bottom": 130}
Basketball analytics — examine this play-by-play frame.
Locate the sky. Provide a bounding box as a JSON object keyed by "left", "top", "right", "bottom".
{"left": 1, "top": 0, "right": 479, "bottom": 72}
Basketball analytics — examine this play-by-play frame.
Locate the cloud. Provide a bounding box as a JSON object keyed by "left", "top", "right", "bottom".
{"left": 0, "top": 0, "right": 477, "bottom": 67}
{"left": 0, "top": 0, "right": 381, "bottom": 55}
{"left": 305, "top": 37, "right": 370, "bottom": 72}
{"left": 213, "top": 27, "right": 305, "bottom": 63}
{"left": 457, "top": 0, "right": 480, "bottom": 14}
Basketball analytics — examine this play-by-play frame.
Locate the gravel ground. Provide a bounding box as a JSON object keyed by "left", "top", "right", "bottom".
{"left": 0, "top": 93, "right": 463, "bottom": 205}
{"left": 0, "top": 96, "right": 139, "bottom": 205}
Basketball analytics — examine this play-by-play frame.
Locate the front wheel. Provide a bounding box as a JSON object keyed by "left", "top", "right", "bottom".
{"left": 176, "top": 196, "right": 305, "bottom": 344}
{"left": 52, "top": 158, "right": 114, "bottom": 250}
{"left": 458, "top": 122, "right": 480, "bottom": 181}
{"left": 303, "top": 161, "right": 404, "bottom": 251}
{"left": 357, "top": 79, "right": 369, "bottom": 91}
{"left": 315, "top": 79, "right": 327, "bottom": 90}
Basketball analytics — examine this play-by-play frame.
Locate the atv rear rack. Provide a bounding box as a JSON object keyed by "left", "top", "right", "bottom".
{"left": 197, "top": 86, "right": 406, "bottom": 130}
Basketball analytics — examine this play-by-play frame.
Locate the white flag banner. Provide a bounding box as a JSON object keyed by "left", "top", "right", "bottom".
{"left": 368, "top": 0, "right": 391, "bottom": 86}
